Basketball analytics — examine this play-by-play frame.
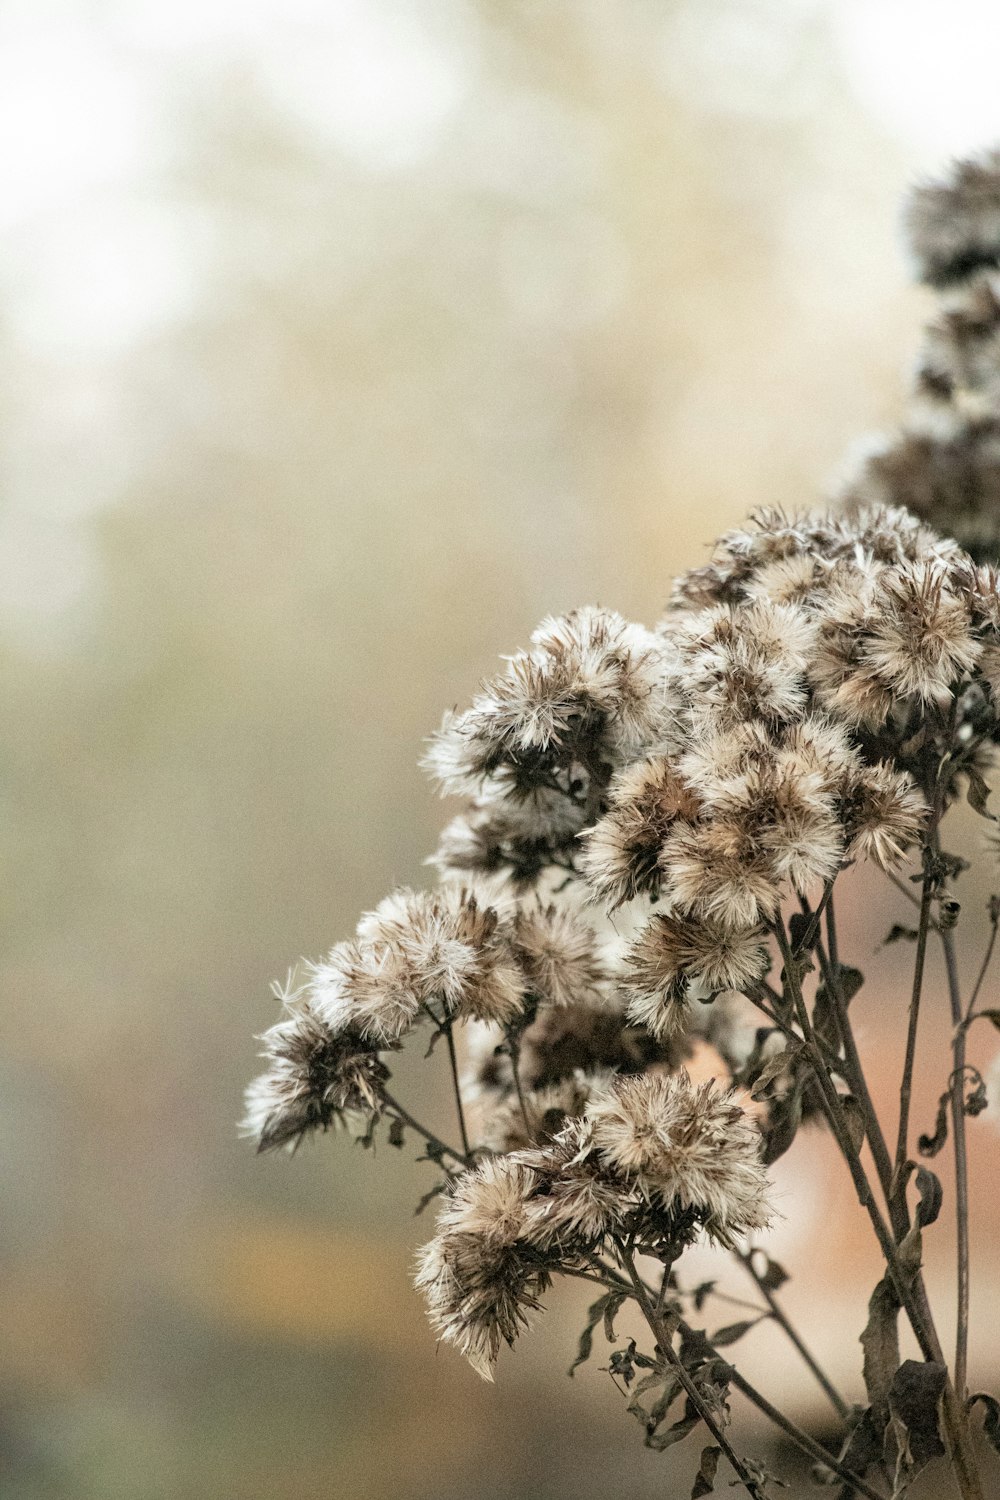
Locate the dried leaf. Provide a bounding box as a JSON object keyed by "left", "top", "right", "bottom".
{"left": 966, "top": 765, "right": 997, "bottom": 820}
{"left": 882, "top": 924, "right": 919, "bottom": 947}
{"left": 836, "top": 1405, "right": 885, "bottom": 1488}
{"left": 387, "top": 1116, "right": 405, "bottom": 1148}
{"left": 644, "top": 1399, "right": 701, "bottom": 1452}
{"left": 789, "top": 910, "right": 813, "bottom": 952}
{"left": 836, "top": 965, "right": 865, "bottom": 1002}
{"left": 888, "top": 1358, "right": 947, "bottom": 1482}
{"left": 917, "top": 1092, "right": 950, "bottom": 1157}
{"left": 413, "top": 1180, "right": 446, "bottom": 1216}
{"left": 749, "top": 1044, "right": 800, "bottom": 1100}
{"left": 965, "top": 1070, "right": 988, "bottom": 1116}
{"left": 692, "top": 1281, "right": 716, "bottom": 1313}
{"left": 761, "top": 1078, "right": 804, "bottom": 1165}
{"left": 967, "top": 1392, "right": 1000, "bottom": 1454}
{"left": 570, "top": 1293, "right": 613, "bottom": 1376}
{"left": 912, "top": 1165, "right": 943, "bottom": 1228}
{"left": 860, "top": 1274, "right": 901, "bottom": 1417}
{"left": 691, "top": 1445, "right": 722, "bottom": 1497}
{"left": 752, "top": 1254, "right": 788, "bottom": 1293}
{"left": 603, "top": 1291, "right": 626, "bottom": 1344}
{"left": 710, "top": 1319, "right": 761, "bottom": 1348}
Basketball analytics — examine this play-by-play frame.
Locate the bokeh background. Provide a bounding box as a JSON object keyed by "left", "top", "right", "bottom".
{"left": 5, "top": 2, "right": 1000, "bottom": 1496}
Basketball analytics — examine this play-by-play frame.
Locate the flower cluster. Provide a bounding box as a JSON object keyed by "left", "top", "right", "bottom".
{"left": 244, "top": 887, "right": 611, "bottom": 1151}
{"left": 416, "top": 1071, "right": 771, "bottom": 1377}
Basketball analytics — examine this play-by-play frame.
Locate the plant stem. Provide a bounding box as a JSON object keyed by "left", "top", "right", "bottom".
{"left": 894, "top": 857, "right": 935, "bottom": 1202}
{"left": 443, "top": 1021, "right": 471, "bottom": 1157}
{"left": 507, "top": 1036, "right": 535, "bottom": 1139}
{"left": 772, "top": 917, "right": 941, "bottom": 1364}
{"left": 963, "top": 900, "right": 1000, "bottom": 1024}
{"left": 380, "top": 1090, "right": 470, "bottom": 1170}
{"left": 720, "top": 1360, "right": 886, "bottom": 1500}
{"left": 819, "top": 903, "right": 899, "bottom": 1228}
{"left": 884, "top": 868, "right": 941, "bottom": 930}
{"left": 615, "top": 1245, "right": 769, "bottom": 1500}
{"left": 939, "top": 917, "right": 972, "bottom": 1399}
{"left": 735, "top": 1248, "right": 850, "bottom": 1420}
{"left": 589, "top": 1256, "right": 885, "bottom": 1499}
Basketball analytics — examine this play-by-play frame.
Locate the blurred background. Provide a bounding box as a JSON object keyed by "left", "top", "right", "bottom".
{"left": 4, "top": 1, "right": 1000, "bottom": 1495}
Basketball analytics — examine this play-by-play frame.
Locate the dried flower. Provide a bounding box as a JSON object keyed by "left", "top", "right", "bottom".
{"left": 579, "top": 757, "right": 702, "bottom": 908}
{"left": 509, "top": 902, "right": 606, "bottom": 1008}
{"left": 585, "top": 1071, "right": 772, "bottom": 1244}
{"left": 243, "top": 993, "right": 389, "bottom": 1152}
{"left": 841, "top": 762, "right": 928, "bottom": 869}
{"left": 623, "top": 913, "right": 770, "bottom": 1040}
{"left": 415, "top": 1157, "right": 555, "bottom": 1379}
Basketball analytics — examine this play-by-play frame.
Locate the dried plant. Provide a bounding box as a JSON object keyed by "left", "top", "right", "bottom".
{"left": 243, "top": 149, "right": 1000, "bottom": 1499}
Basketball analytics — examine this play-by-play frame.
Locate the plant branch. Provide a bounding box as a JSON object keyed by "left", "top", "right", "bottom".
{"left": 819, "top": 901, "right": 899, "bottom": 1229}
{"left": 380, "top": 1090, "right": 471, "bottom": 1171}
{"left": 615, "top": 1244, "right": 769, "bottom": 1500}
{"left": 938, "top": 909, "right": 972, "bottom": 1399}
{"left": 736, "top": 1248, "right": 850, "bottom": 1420}
{"left": 443, "top": 1020, "right": 471, "bottom": 1158}
{"left": 604, "top": 1250, "right": 885, "bottom": 1500}
{"left": 772, "top": 916, "right": 942, "bottom": 1365}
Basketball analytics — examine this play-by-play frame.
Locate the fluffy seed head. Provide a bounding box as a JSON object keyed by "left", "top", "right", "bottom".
{"left": 242, "top": 996, "right": 389, "bottom": 1152}
{"left": 585, "top": 1071, "right": 772, "bottom": 1244}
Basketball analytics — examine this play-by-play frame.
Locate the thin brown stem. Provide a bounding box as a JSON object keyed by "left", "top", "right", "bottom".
{"left": 736, "top": 1248, "right": 850, "bottom": 1420}
{"left": 507, "top": 1037, "right": 535, "bottom": 1140}
{"left": 894, "top": 862, "right": 935, "bottom": 1200}
{"left": 380, "top": 1090, "right": 470, "bottom": 1171}
{"left": 964, "top": 900, "right": 1000, "bottom": 1025}
{"left": 772, "top": 917, "right": 942, "bottom": 1364}
{"left": 884, "top": 868, "right": 941, "bottom": 930}
{"left": 721, "top": 1362, "right": 886, "bottom": 1500}
{"left": 820, "top": 902, "right": 899, "bottom": 1227}
{"left": 443, "top": 1021, "right": 471, "bottom": 1158}
{"left": 940, "top": 918, "right": 972, "bottom": 1399}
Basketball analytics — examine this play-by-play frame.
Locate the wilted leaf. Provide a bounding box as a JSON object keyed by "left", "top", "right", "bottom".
{"left": 749, "top": 1045, "right": 800, "bottom": 1100}
{"left": 965, "top": 1069, "right": 988, "bottom": 1116}
{"left": 789, "top": 910, "right": 813, "bottom": 952}
{"left": 570, "top": 1292, "right": 613, "bottom": 1376}
{"left": 603, "top": 1290, "right": 626, "bottom": 1344}
{"left": 761, "top": 1078, "right": 804, "bottom": 1165}
{"left": 837, "top": 1405, "right": 885, "bottom": 1487}
{"left": 645, "top": 1400, "right": 701, "bottom": 1452}
{"left": 902, "top": 1162, "right": 943, "bottom": 1228}
{"left": 967, "top": 1392, "right": 1000, "bottom": 1453}
{"left": 888, "top": 1358, "right": 947, "bottom": 1481}
{"left": 693, "top": 1281, "right": 716, "bottom": 1312}
{"left": 882, "top": 924, "right": 919, "bottom": 947}
{"left": 918, "top": 1091, "right": 949, "bottom": 1157}
{"left": 966, "top": 765, "right": 997, "bottom": 821}
{"left": 754, "top": 1253, "right": 789, "bottom": 1293}
{"left": 860, "top": 1274, "right": 900, "bottom": 1417}
{"left": 710, "top": 1319, "right": 761, "bottom": 1348}
{"left": 626, "top": 1369, "right": 667, "bottom": 1413}
{"left": 387, "top": 1116, "right": 405, "bottom": 1148}
{"left": 691, "top": 1445, "right": 721, "bottom": 1497}
{"left": 414, "top": 1180, "right": 446, "bottom": 1216}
